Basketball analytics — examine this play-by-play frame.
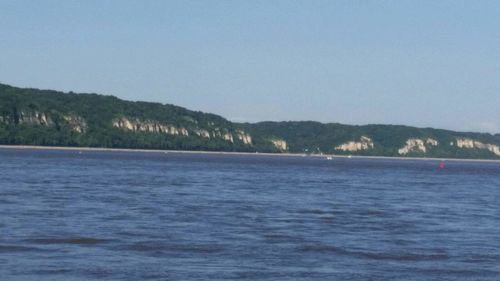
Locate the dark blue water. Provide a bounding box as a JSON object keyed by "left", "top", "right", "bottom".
{"left": 1, "top": 149, "right": 500, "bottom": 280}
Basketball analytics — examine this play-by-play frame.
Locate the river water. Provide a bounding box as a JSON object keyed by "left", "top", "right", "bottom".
{"left": 1, "top": 149, "right": 500, "bottom": 280}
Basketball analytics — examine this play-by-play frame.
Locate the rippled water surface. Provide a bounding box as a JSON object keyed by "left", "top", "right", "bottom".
{"left": 1, "top": 149, "right": 500, "bottom": 280}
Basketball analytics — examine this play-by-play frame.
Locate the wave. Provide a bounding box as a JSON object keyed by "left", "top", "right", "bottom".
{"left": 297, "top": 245, "right": 449, "bottom": 261}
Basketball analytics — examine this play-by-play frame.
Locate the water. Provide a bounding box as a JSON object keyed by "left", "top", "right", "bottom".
{"left": 1, "top": 149, "right": 500, "bottom": 280}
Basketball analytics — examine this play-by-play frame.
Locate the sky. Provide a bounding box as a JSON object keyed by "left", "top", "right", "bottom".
{"left": 1, "top": 0, "right": 499, "bottom": 133}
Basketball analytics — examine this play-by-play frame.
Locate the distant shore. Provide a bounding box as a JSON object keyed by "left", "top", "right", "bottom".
{"left": 1, "top": 144, "right": 500, "bottom": 163}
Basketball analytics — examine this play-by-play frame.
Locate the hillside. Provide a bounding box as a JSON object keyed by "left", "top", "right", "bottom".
{"left": 1, "top": 83, "right": 499, "bottom": 159}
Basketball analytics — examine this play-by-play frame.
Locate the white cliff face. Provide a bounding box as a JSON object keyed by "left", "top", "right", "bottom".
{"left": 398, "top": 138, "right": 439, "bottom": 155}
{"left": 112, "top": 117, "right": 188, "bottom": 136}
{"left": 179, "top": 128, "right": 189, "bottom": 136}
{"left": 399, "top": 139, "right": 426, "bottom": 154}
{"left": 1, "top": 111, "right": 87, "bottom": 134}
{"left": 216, "top": 129, "right": 253, "bottom": 144}
{"left": 236, "top": 130, "right": 252, "bottom": 145}
{"left": 335, "top": 136, "right": 374, "bottom": 152}
{"left": 223, "top": 132, "right": 234, "bottom": 143}
{"left": 111, "top": 117, "right": 252, "bottom": 144}
{"left": 63, "top": 115, "right": 87, "bottom": 133}
{"left": 167, "top": 125, "right": 178, "bottom": 135}
{"left": 195, "top": 129, "right": 211, "bottom": 139}
{"left": 211, "top": 128, "right": 241, "bottom": 143}
{"left": 456, "top": 138, "right": 476, "bottom": 149}
{"left": 456, "top": 138, "right": 500, "bottom": 156}
{"left": 18, "top": 111, "right": 53, "bottom": 126}
{"left": 113, "top": 118, "right": 132, "bottom": 130}
{"left": 426, "top": 138, "right": 438, "bottom": 146}
{"left": 272, "top": 139, "right": 288, "bottom": 151}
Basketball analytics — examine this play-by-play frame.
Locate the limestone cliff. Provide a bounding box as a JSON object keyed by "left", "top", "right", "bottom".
{"left": 63, "top": 115, "right": 87, "bottom": 133}
{"left": 335, "top": 136, "right": 374, "bottom": 152}
{"left": 111, "top": 117, "right": 254, "bottom": 145}
{"left": 271, "top": 139, "right": 288, "bottom": 152}
{"left": 398, "top": 138, "right": 438, "bottom": 155}
{"left": 112, "top": 117, "right": 189, "bottom": 136}
{"left": 0, "top": 110, "right": 86, "bottom": 133}
{"left": 194, "top": 129, "right": 211, "bottom": 139}
{"left": 18, "top": 111, "right": 53, "bottom": 126}
{"left": 222, "top": 132, "right": 234, "bottom": 143}
{"left": 455, "top": 138, "right": 500, "bottom": 156}
{"left": 236, "top": 130, "right": 252, "bottom": 145}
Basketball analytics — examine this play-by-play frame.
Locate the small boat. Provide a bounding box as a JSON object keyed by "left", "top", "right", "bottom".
{"left": 326, "top": 156, "right": 333, "bottom": 160}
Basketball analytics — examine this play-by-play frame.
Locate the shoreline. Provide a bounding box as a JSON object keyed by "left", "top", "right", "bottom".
{"left": 1, "top": 144, "right": 500, "bottom": 163}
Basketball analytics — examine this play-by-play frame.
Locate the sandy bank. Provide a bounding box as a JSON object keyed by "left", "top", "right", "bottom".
{"left": 0, "top": 144, "right": 499, "bottom": 163}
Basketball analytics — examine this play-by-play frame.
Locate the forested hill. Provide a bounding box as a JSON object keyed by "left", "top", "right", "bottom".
{"left": 1, "top": 82, "right": 499, "bottom": 159}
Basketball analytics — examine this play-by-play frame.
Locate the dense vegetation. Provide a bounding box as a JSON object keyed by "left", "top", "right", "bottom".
{"left": 1, "top": 83, "right": 499, "bottom": 159}
{"left": 242, "top": 122, "right": 500, "bottom": 158}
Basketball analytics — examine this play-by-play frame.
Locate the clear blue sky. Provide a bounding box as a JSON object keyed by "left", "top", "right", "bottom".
{"left": 1, "top": 0, "right": 499, "bottom": 133}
